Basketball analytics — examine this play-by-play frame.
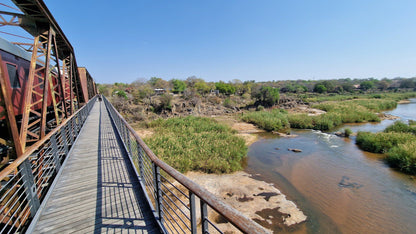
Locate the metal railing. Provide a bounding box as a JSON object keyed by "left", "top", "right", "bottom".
{"left": 0, "top": 96, "right": 97, "bottom": 233}
{"left": 103, "top": 96, "right": 267, "bottom": 234}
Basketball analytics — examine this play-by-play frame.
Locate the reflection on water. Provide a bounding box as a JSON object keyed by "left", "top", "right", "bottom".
{"left": 246, "top": 99, "right": 416, "bottom": 233}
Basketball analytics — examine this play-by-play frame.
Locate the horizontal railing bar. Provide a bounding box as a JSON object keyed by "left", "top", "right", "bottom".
{"left": 0, "top": 97, "right": 96, "bottom": 181}
{"left": 162, "top": 208, "right": 186, "bottom": 234}
{"left": 0, "top": 184, "right": 28, "bottom": 218}
{"left": 163, "top": 216, "right": 176, "bottom": 234}
{"left": 0, "top": 176, "right": 24, "bottom": 201}
{"left": 206, "top": 217, "right": 225, "bottom": 234}
{"left": 104, "top": 96, "right": 267, "bottom": 234}
{"left": 160, "top": 174, "right": 190, "bottom": 200}
{"left": 160, "top": 190, "right": 191, "bottom": 225}
{"left": 160, "top": 183, "right": 190, "bottom": 210}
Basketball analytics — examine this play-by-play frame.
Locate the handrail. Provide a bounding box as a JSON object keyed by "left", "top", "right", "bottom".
{"left": 103, "top": 96, "right": 268, "bottom": 234}
{"left": 0, "top": 95, "right": 97, "bottom": 233}
{"left": 0, "top": 98, "right": 94, "bottom": 181}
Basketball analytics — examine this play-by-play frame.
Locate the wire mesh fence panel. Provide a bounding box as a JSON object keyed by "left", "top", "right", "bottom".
{"left": 102, "top": 96, "right": 267, "bottom": 234}
{"left": 0, "top": 96, "right": 97, "bottom": 233}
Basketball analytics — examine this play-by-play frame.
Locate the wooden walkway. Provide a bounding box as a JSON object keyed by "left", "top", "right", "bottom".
{"left": 31, "top": 101, "right": 161, "bottom": 233}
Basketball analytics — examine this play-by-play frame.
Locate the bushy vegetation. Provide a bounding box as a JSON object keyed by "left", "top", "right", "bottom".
{"left": 252, "top": 86, "right": 280, "bottom": 107}
{"left": 302, "top": 92, "right": 416, "bottom": 103}
{"left": 287, "top": 113, "right": 342, "bottom": 131}
{"left": 344, "top": 128, "right": 353, "bottom": 137}
{"left": 144, "top": 116, "right": 247, "bottom": 174}
{"left": 387, "top": 142, "right": 416, "bottom": 174}
{"left": 244, "top": 97, "right": 408, "bottom": 132}
{"left": 384, "top": 121, "right": 416, "bottom": 135}
{"left": 287, "top": 100, "right": 386, "bottom": 131}
{"left": 241, "top": 109, "right": 289, "bottom": 132}
{"left": 356, "top": 132, "right": 415, "bottom": 153}
{"left": 356, "top": 121, "right": 416, "bottom": 174}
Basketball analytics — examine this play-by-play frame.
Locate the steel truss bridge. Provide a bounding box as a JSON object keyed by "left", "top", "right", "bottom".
{"left": 0, "top": 1, "right": 266, "bottom": 233}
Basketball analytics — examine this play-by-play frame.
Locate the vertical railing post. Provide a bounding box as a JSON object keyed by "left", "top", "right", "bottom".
{"left": 138, "top": 146, "right": 144, "bottom": 179}
{"left": 190, "top": 192, "right": 197, "bottom": 234}
{"left": 69, "top": 118, "right": 74, "bottom": 145}
{"left": 200, "top": 200, "right": 208, "bottom": 233}
{"left": 50, "top": 134, "right": 61, "bottom": 172}
{"left": 76, "top": 115, "right": 81, "bottom": 133}
{"left": 62, "top": 126, "right": 69, "bottom": 154}
{"left": 19, "top": 159, "right": 41, "bottom": 217}
{"left": 127, "top": 132, "right": 132, "bottom": 156}
{"left": 153, "top": 163, "right": 163, "bottom": 221}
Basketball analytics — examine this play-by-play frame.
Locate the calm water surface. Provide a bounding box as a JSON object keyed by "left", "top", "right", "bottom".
{"left": 246, "top": 99, "right": 416, "bottom": 233}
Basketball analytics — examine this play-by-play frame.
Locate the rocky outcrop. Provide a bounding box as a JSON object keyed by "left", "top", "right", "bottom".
{"left": 186, "top": 171, "right": 307, "bottom": 232}
{"left": 288, "top": 148, "right": 302, "bottom": 152}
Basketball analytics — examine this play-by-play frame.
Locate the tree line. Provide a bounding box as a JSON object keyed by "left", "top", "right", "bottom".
{"left": 98, "top": 76, "right": 416, "bottom": 107}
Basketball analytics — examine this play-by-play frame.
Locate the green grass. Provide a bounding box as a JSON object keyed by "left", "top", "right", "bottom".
{"left": 387, "top": 141, "right": 416, "bottom": 174}
{"left": 246, "top": 93, "right": 415, "bottom": 132}
{"left": 302, "top": 91, "right": 416, "bottom": 103}
{"left": 356, "top": 121, "right": 416, "bottom": 174}
{"left": 241, "top": 109, "right": 290, "bottom": 132}
{"left": 144, "top": 116, "right": 247, "bottom": 174}
{"left": 288, "top": 99, "right": 384, "bottom": 131}
{"left": 384, "top": 121, "right": 416, "bottom": 135}
{"left": 356, "top": 131, "right": 415, "bottom": 153}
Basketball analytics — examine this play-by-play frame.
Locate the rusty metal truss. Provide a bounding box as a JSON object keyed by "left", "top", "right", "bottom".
{"left": 0, "top": 0, "right": 86, "bottom": 156}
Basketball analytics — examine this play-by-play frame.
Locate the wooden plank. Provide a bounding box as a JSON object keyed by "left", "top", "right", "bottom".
{"left": 32, "top": 101, "right": 160, "bottom": 233}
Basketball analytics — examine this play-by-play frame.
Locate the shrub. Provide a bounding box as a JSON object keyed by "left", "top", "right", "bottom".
{"left": 256, "top": 105, "right": 264, "bottom": 111}
{"left": 253, "top": 86, "right": 280, "bottom": 106}
{"left": 145, "top": 116, "right": 247, "bottom": 174}
{"left": 386, "top": 141, "right": 416, "bottom": 174}
{"left": 223, "top": 98, "right": 234, "bottom": 108}
{"left": 356, "top": 131, "right": 416, "bottom": 153}
{"left": 384, "top": 121, "right": 416, "bottom": 135}
{"left": 344, "top": 128, "right": 353, "bottom": 137}
{"left": 287, "top": 114, "right": 314, "bottom": 129}
{"left": 158, "top": 94, "right": 172, "bottom": 110}
{"left": 241, "top": 109, "right": 289, "bottom": 132}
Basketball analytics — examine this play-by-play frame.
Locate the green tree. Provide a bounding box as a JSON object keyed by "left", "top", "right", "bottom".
{"left": 194, "top": 80, "right": 211, "bottom": 94}
{"left": 215, "top": 81, "right": 236, "bottom": 95}
{"left": 149, "top": 77, "right": 170, "bottom": 89}
{"left": 314, "top": 84, "right": 327, "bottom": 93}
{"left": 360, "top": 81, "right": 374, "bottom": 91}
{"left": 254, "top": 86, "right": 280, "bottom": 106}
{"left": 342, "top": 83, "right": 354, "bottom": 92}
{"left": 171, "top": 79, "right": 186, "bottom": 93}
{"left": 113, "top": 89, "right": 128, "bottom": 99}
{"left": 400, "top": 79, "right": 415, "bottom": 88}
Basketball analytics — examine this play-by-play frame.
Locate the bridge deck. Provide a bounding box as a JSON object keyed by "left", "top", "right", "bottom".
{"left": 32, "top": 101, "right": 160, "bottom": 233}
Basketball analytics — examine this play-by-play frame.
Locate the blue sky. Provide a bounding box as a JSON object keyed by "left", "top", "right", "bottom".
{"left": 44, "top": 0, "right": 416, "bottom": 84}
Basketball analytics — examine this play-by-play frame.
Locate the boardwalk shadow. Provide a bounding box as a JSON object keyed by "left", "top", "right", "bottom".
{"left": 94, "top": 101, "right": 160, "bottom": 233}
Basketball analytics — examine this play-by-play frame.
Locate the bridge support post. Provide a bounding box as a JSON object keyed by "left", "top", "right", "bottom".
{"left": 61, "top": 126, "right": 69, "bottom": 154}
{"left": 69, "top": 118, "right": 75, "bottom": 145}
{"left": 19, "top": 159, "right": 41, "bottom": 217}
{"left": 126, "top": 132, "right": 132, "bottom": 156}
{"left": 153, "top": 163, "right": 163, "bottom": 221}
{"left": 189, "top": 192, "right": 197, "bottom": 234}
{"left": 138, "top": 147, "right": 144, "bottom": 180}
{"left": 200, "top": 200, "right": 209, "bottom": 233}
{"left": 50, "top": 134, "right": 61, "bottom": 172}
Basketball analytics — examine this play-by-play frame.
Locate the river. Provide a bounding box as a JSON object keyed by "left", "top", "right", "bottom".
{"left": 246, "top": 98, "right": 416, "bottom": 233}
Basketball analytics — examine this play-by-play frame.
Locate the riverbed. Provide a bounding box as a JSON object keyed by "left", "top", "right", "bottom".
{"left": 246, "top": 99, "right": 416, "bottom": 233}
